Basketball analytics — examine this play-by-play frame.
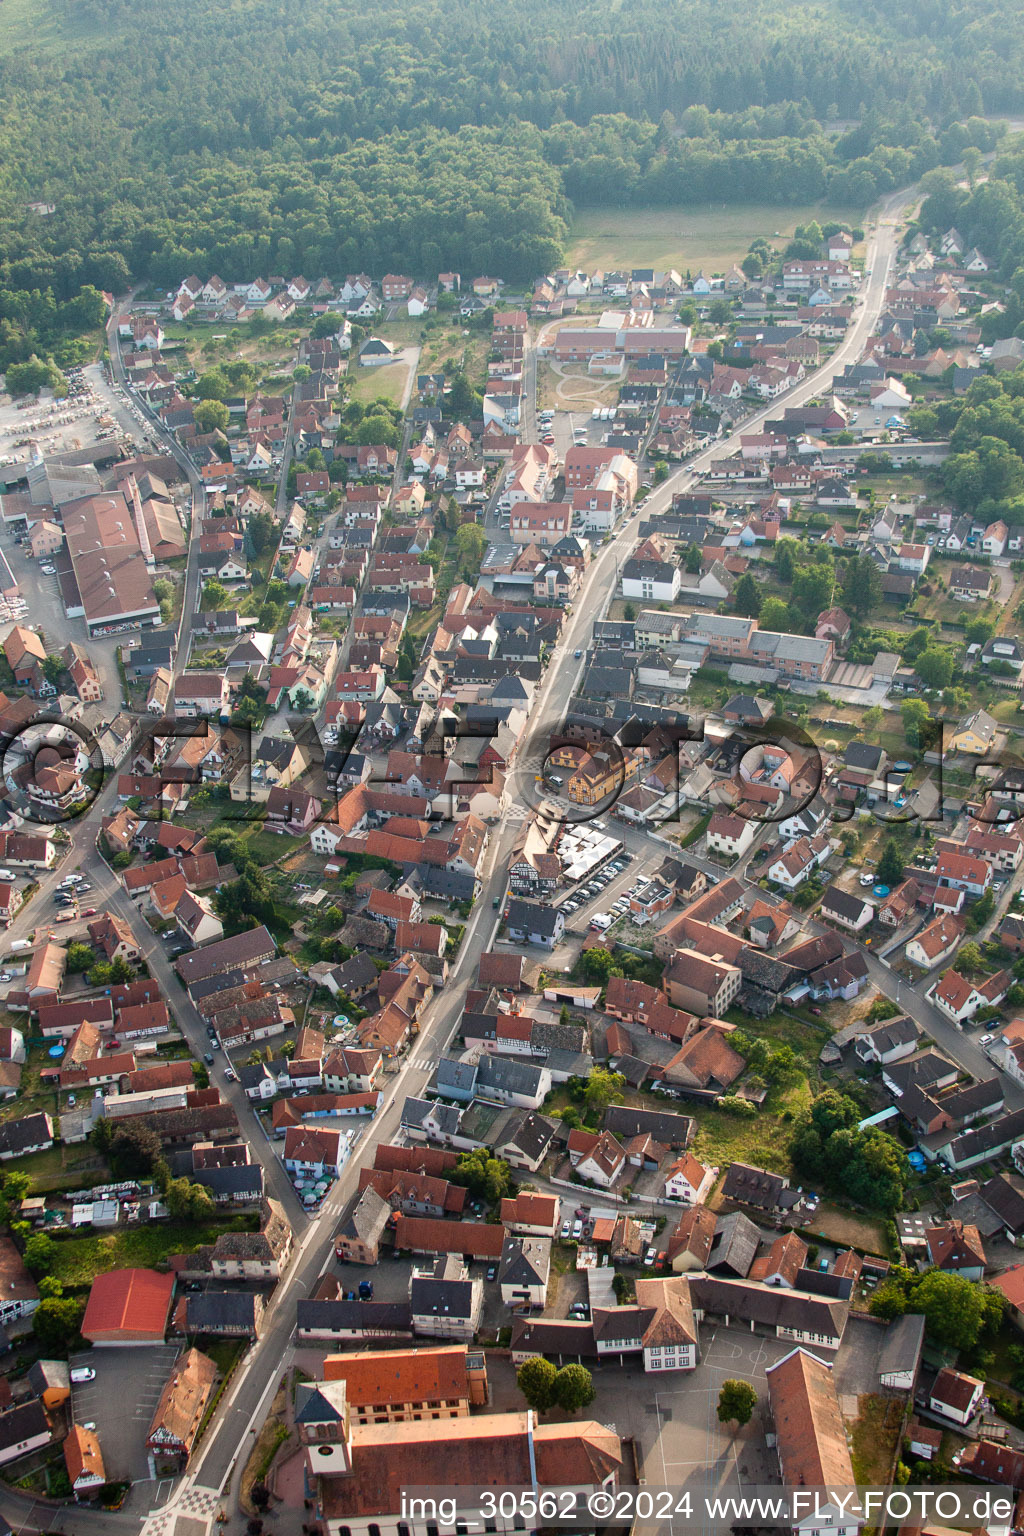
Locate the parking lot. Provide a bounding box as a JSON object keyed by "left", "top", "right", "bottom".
{"left": 69, "top": 1342, "right": 182, "bottom": 1483}
{"left": 0, "top": 520, "right": 127, "bottom": 712}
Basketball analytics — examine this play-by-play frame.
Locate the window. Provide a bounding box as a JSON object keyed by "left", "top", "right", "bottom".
{"left": 369, "top": 1526, "right": 381, "bottom": 1536}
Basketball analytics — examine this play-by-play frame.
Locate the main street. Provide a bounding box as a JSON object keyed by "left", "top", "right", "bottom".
{"left": 0, "top": 187, "right": 919, "bottom": 1535}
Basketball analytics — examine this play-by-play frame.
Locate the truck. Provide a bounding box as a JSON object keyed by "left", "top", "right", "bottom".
{"left": 9, "top": 940, "right": 30, "bottom": 952}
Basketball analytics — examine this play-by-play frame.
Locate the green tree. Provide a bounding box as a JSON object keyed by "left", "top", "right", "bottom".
{"left": 733, "top": 573, "right": 761, "bottom": 618}
{"left": 913, "top": 1270, "right": 984, "bottom": 1350}
{"left": 915, "top": 646, "right": 955, "bottom": 690}
{"left": 450, "top": 1146, "right": 511, "bottom": 1202}
{"left": 717, "top": 1379, "right": 757, "bottom": 1426}
{"left": 584, "top": 1067, "right": 625, "bottom": 1116}
{"left": 23, "top": 1232, "right": 56, "bottom": 1277}
{"left": 6, "top": 357, "right": 67, "bottom": 397}
{"left": 65, "top": 941, "right": 94, "bottom": 974}
{"left": 684, "top": 544, "right": 702, "bottom": 574}
{"left": 194, "top": 367, "right": 231, "bottom": 400}
{"left": 956, "top": 941, "right": 984, "bottom": 974}
{"left": 455, "top": 523, "right": 486, "bottom": 565}
{"left": 42, "top": 653, "right": 65, "bottom": 687}
{"left": 876, "top": 840, "right": 904, "bottom": 886}
{"left": 842, "top": 554, "right": 882, "bottom": 618}
{"left": 553, "top": 1363, "right": 596, "bottom": 1413}
{"left": 163, "top": 1177, "right": 215, "bottom": 1220}
{"left": 869, "top": 1281, "right": 907, "bottom": 1321}
{"left": 194, "top": 399, "right": 230, "bottom": 433}
{"left": 791, "top": 562, "right": 835, "bottom": 621}
{"left": 32, "top": 1297, "right": 85, "bottom": 1354}
{"left": 774, "top": 539, "right": 798, "bottom": 583}
{"left": 759, "top": 596, "right": 791, "bottom": 631}
{"left": 203, "top": 579, "right": 229, "bottom": 610}
{"left": 517, "top": 1357, "right": 557, "bottom": 1412}
{"left": 901, "top": 699, "right": 932, "bottom": 749}
{"left": 580, "top": 947, "right": 616, "bottom": 985}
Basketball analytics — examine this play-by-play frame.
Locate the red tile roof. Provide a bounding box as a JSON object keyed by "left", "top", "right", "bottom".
{"left": 82, "top": 1268, "right": 174, "bottom": 1342}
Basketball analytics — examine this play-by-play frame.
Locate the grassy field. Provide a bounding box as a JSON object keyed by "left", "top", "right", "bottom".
{"left": 15, "top": 1142, "right": 108, "bottom": 1194}
{"left": 566, "top": 202, "right": 865, "bottom": 277}
{"left": 695, "top": 1076, "right": 812, "bottom": 1173}
{"left": 49, "top": 1216, "right": 257, "bottom": 1287}
{"left": 346, "top": 361, "right": 410, "bottom": 407}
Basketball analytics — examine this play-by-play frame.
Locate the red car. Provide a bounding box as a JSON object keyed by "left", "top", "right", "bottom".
{"left": 541, "top": 434, "right": 555, "bottom": 445}
{"left": 83, "top": 907, "right": 97, "bottom": 916}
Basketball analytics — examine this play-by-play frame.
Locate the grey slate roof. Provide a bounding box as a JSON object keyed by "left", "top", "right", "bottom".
{"left": 186, "top": 1290, "right": 260, "bottom": 1332}
{"left": 878, "top": 1311, "right": 925, "bottom": 1380}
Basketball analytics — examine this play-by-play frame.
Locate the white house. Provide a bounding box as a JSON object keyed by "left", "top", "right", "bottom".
{"left": 663, "top": 1153, "right": 715, "bottom": 1204}
{"left": 499, "top": 1234, "right": 550, "bottom": 1311}
{"left": 706, "top": 811, "right": 756, "bottom": 859}
{"left": 929, "top": 1367, "right": 984, "bottom": 1426}
{"left": 567, "top": 1128, "right": 626, "bottom": 1189}
{"left": 621, "top": 557, "right": 680, "bottom": 604}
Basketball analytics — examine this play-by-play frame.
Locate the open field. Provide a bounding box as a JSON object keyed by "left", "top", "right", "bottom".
{"left": 694, "top": 1076, "right": 812, "bottom": 1172}
{"left": 566, "top": 202, "right": 865, "bottom": 276}
{"left": 347, "top": 360, "right": 410, "bottom": 407}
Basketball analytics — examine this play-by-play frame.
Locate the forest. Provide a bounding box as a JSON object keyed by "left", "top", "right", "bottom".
{"left": 0, "top": 0, "right": 1023, "bottom": 297}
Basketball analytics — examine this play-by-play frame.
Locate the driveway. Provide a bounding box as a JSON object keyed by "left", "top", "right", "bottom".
{"left": 69, "top": 1342, "right": 182, "bottom": 1484}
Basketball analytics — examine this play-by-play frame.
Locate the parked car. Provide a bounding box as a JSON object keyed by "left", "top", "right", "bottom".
{"left": 70, "top": 1368, "right": 95, "bottom": 1384}
{"left": 571, "top": 1220, "right": 583, "bottom": 1240}
{"left": 644, "top": 1247, "right": 657, "bottom": 1267}
{"left": 486, "top": 1264, "right": 498, "bottom": 1281}
{"left": 560, "top": 1219, "right": 571, "bottom": 1239}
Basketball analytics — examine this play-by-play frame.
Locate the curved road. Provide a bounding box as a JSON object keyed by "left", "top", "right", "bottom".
{"left": 0, "top": 185, "right": 913, "bottom": 1536}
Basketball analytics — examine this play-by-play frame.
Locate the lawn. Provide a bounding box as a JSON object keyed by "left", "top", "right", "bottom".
{"left": 15, "top": 1142, "right": 108, "bottom": 1195}
{"left": 694, "top": 1077, "right": 812, "bottom": 1174}
{"left": 346, "top": 361, "right": 410, "bottom": 407}
{"left": 566, "top": 202, "right": 865, "bottom": 277}
{"left": 49, "top": 1216, "right": 258, "bottom": 1287}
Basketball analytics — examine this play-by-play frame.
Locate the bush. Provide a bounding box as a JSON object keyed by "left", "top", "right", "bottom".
{"left": 716, "top": 1096, "right": 757, "bottom": 1117}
